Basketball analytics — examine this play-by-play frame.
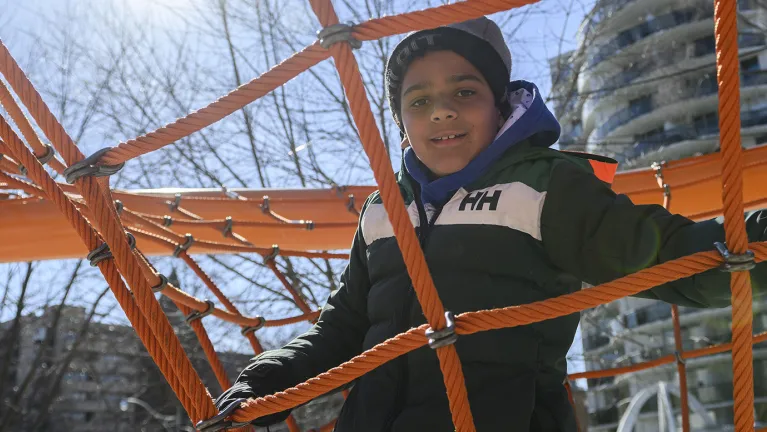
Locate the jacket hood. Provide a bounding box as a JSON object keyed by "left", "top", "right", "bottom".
{"left": 403, "top": 80, "right": 560, "bottom": 206}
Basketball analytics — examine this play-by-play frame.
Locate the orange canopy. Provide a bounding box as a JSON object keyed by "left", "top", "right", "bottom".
{"left": 2, "top": 144, "right": 767, "bottom": 263}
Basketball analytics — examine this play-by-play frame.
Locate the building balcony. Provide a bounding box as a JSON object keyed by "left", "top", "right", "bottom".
{"left": 583, "top": 0, "right": 757, "bottom": 41}
{"left": 590, "top": 33, "right": 766, "bottom": 103}
{"left": 594, "top": 75, "right": 719, "bottom": 140}
{"left": 587, "top": 5, "right": 714, "bottom": 69}
{"left": 614, "top": 105, "right": 767, "bottom": 162}
{"left": 593, "top": 67, "right": 767, "bottom": 143}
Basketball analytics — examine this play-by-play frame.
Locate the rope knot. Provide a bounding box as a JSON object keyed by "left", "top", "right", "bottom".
{"left": 318, "top": 23, "right": 361, "bottom": 50}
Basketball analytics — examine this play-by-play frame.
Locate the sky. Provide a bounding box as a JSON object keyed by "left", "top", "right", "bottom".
{"left": 0, "top": 0, "right": 594, "bottom": 377}
{"left": 0, "top": 0, "right": 592, "bottom": 95}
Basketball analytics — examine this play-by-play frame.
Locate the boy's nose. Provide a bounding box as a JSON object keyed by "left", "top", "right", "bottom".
{"left": 431, "top": 103, "right": 458, "bottom": 123}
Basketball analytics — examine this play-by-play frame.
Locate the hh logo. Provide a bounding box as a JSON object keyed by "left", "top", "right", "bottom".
{"left": 459, "top": 190, "right": 502, "bottom": 211}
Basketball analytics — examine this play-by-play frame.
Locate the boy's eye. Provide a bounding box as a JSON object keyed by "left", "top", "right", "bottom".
{"left": 410, "top": 98, "right": 428, "bottom": 107}
{"left": 456, "top": 89, "right": 475, "bottom": 97}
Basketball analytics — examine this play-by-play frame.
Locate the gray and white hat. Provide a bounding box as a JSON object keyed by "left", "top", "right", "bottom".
{"left": 385, "top": 17, "right": 512, "bottom": 131}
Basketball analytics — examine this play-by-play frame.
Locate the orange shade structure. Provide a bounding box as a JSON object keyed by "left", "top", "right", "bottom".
{"left": 2, "top": 144, "right": 767, "bottom": 263}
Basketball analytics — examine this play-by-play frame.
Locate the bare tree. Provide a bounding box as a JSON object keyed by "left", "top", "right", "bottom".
{"left": 0, "top": 0, "right": 589, "bottom": 429}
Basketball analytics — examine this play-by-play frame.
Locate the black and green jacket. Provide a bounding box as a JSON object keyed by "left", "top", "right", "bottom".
{"left": 217, "top": 142, "right": 767, "bottom": 431}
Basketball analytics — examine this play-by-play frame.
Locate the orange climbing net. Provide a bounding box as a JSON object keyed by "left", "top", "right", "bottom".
{"left": 0, "top": 0, "right": 765, "bottom": 431}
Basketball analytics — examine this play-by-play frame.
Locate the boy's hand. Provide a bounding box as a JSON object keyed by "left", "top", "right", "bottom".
{"left": 213, "top": 378, "right": 292, "bottom": 426}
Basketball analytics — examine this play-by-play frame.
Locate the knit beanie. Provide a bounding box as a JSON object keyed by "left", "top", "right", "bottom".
{"left": 385, "top": 17, "right": 512, "bottom": 132}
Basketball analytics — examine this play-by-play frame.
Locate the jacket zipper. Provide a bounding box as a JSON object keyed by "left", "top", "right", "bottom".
{"left": 385, "top": 189, "right": 445, "bottom": 430}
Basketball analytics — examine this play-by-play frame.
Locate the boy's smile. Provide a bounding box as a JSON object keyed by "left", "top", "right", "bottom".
{"left": 400, "top": 50, "right": 503, "bottom": 177}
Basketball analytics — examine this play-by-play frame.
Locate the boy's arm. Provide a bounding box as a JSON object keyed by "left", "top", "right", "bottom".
{"left": 214, "top": 220, "right": 371, "bottom": 425}
{"left": 540, "top": 160, "right": 767, "bottom": 308}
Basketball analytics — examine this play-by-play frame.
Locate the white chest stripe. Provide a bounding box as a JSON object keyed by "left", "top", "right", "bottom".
{"left": 361, "top": 183, "right": 546, "bottom": 245}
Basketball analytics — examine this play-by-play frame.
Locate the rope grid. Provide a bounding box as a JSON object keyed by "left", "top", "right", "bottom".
{"left": 0, "top": 0, "right": 763, "bottom": 430}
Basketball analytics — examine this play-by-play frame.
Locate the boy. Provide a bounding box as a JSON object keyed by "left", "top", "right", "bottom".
{"left": 214, "top": 17, "right": 767, "bottom": 431}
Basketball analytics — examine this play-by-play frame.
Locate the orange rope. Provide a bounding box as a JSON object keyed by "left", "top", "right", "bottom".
{"left": 0, "top": 114, "right": 198, "bottom": 418}
{"left": 352, "top": 0, "right": 539, "bottom": 41}
{"left": 0, "top": 41, "right": 217, "bottom": 423}
{"left": 0, "top": 80, "right": 66, "bottom": 174}
{"left": 310, "top": 0, "right": 475, "bottom": 429}
{"left": 654, "top": 165, "right": 690, "bottom": 432}
{"left": 0, "top": 170, "right": 46, "bottom": 196}
{"left": 177, "top": 302, "right": 232, "bottom": 391}
{"left": 140, "top": 214, "right": 354, "bottom": 230}
{"left": 714, "top": 0, "right": 755, "bottom": 427}
{"left": 563, "top": 380, "right": 580, "bottom": 432}
{"left": 229, "top": 242, "right": 766, "bottom": 423}
{"left": 568, "top": 331, "right": 767, "bottom": 381}
{"left": 1, "top": 0, "right": 763, "bottom": 430}
{"left": 671, "top": 305, "right": 691, "bottom": 432}
{"left": 127, "top": 225, "right": 348, "bottom": 260}
{"left": 265, "top": 260, "right": 314, "bottom": 315}
{"left": 98, "top": 45, "right": 330, "bottom": 166}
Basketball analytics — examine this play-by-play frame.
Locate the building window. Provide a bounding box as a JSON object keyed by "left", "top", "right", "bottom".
{"left": 741, "top": 57, "right": 760, "bottom": 73}
{"left": 693, "top": 35, "right": 716, "bottom": 57}
{"left": 635, "top": 127, "right": 665, "bottom": 143}
{"left": 628, "top": 95, "right": 653, "bottom": 116}
{"left": 693, "top": 112, "right": 719, "bottom": 135}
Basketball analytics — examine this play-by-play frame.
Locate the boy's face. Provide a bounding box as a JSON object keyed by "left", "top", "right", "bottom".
{"left": 400, "top": 50, "right": 502, "bottom": 177}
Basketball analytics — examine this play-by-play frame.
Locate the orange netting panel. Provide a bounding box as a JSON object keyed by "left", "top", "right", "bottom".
{"left": 0, "top": 0, "right": 763, "bottom": 430}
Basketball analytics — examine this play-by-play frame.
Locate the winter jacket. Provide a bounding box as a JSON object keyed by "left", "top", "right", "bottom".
{"left": 215, "top": 82, "right": 767, "bottom": 431}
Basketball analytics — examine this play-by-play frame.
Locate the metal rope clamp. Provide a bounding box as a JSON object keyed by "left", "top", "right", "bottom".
{"left": 19, "top": 143, "right": 56, "bottom": 176}
{"left": 240, "top": 316, "right": 267, "bottom": 336}
{"left": 425, "top": 311, "right": 458, "bottom": 349}
{"left": 714, "top": 241, "right": 755, "bottom": 272}
{"left": 86, "top": 233, "right": 136, "bottom": 267}
{"left": 674, "top": 351, "right": 686, "bottom": 366}
{"left": 114, "top": 200, "right": 124, "bottom": 216}
{"left": 195, "top": 398, "right": 250, "bottom": 432}
{"left": 62, "top": 147, "right": 125, "bottom": 184}
{"left": 651, "top": 162, "right": 671, "bottom": 198}
{"left": 318, "top": 23, "right": 361, "bottom": 49}
{"left": 186, "top": 300, "right": 215, "bottom": 324}
{"left": 152, "top": 274, "right": 169, "bottom": 293}
{"left": 222, "top": 216, "right": 233, "bottom": 238}
{"left": 163, "top": 215, "right": 173, "bottom": 227}
{"left": 263, "top": 245, "right": 279, "bottom": 263}
{"left": 168, "top": 193, "right": 182, "bottom": 212}
{"left": 173, "top": 234, "right": 195, "bottom": 258}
